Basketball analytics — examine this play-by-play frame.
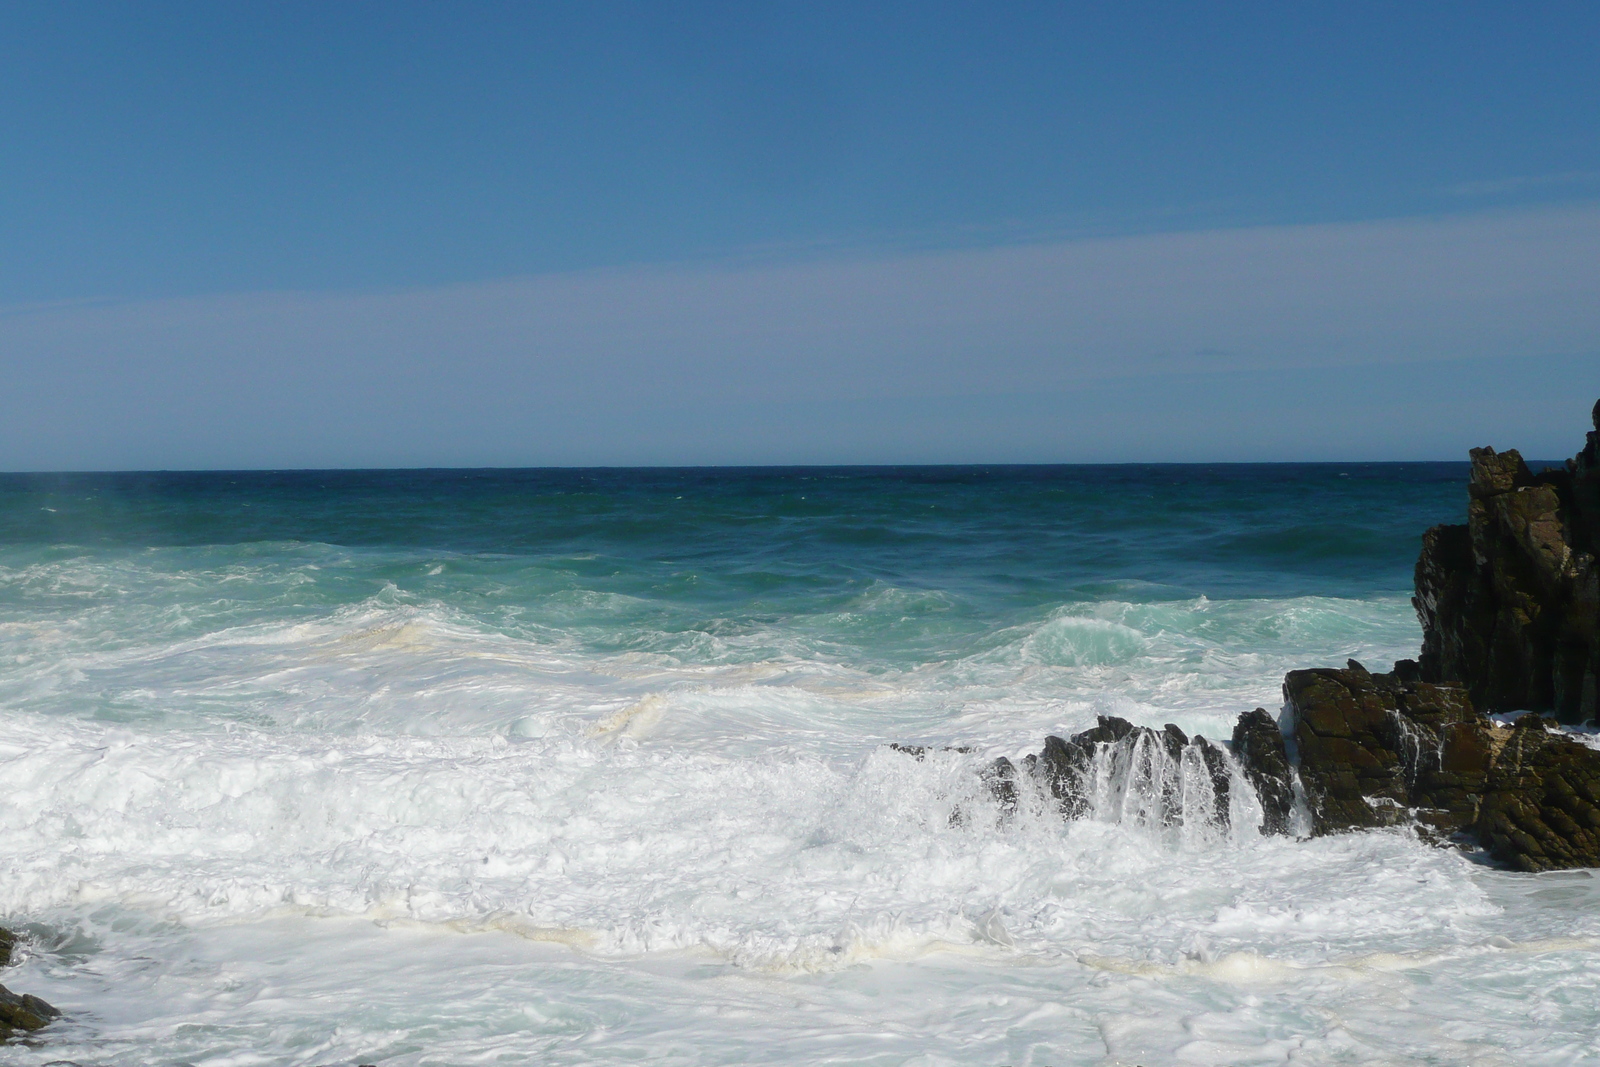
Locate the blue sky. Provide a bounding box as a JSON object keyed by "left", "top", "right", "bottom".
{"left": 2, "top": 2, "right": 1598, "bottom": 467}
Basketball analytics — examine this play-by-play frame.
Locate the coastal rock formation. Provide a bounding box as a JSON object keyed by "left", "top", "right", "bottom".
{"left": 1020, "top": 715, "right": 1237, "bottom": 830}
{"left": 0, "top": 928, "right": 60, "bottom": 1041}
{"left": 1284, "top": 660, "right": 1488, "bottom": 839}
{"left": 1271, "top": 661, "right": 1600, "bottom": 871}
{"left": 995, "top": 662, "right": 1600, "bottom": 871}
{"left": 997, "top": 650, "right": 1598, "bottom": 860}
{"left": 1414, "top": 400, "right": 1600, "bottom": 724}
{"left": 1229, "top": 708, "right": 1296, "bottom": 835}
{"left": 0, "top": 984, "right": 60, "bottom": 1040}
{"left": 985, "top": 404, "right": 1600, "bottom": 870}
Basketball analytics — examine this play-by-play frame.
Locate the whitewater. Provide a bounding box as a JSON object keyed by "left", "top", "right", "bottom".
{"left": 1, "top": 465, "right": 1596, "bottom": 1065}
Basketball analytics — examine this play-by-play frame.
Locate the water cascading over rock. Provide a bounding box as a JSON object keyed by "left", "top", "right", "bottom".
{"left": 993, "top": 400, "right": 1600, "bottom": 872}
{"left": 1016, "top": 716, "right": 1274, "bottom": 843}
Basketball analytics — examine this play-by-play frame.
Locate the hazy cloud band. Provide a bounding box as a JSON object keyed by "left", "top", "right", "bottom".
{"left": 4, "top": 205, "right": 1598, "bottom": 468}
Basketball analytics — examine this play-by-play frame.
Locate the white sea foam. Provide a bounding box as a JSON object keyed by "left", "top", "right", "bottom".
{"left": 2, "top": 547, "right": 1597, "bottom": 1064}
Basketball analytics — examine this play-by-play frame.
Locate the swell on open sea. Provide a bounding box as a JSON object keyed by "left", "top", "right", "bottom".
{"left": 1, "top": 465, "right": 1596, "bottom": 1066}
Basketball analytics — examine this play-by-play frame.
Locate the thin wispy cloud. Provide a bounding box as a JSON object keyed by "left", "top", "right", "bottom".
{"left": 3, "top": 205, "right": 1598, "bottom": 469}
{"left": 1446, "top": 172, "right": 1600, "bottom": 197}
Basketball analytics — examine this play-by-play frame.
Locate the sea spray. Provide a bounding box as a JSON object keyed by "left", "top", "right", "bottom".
{"left": 3, "top": 465, "right": 1597, "bottom": 1065}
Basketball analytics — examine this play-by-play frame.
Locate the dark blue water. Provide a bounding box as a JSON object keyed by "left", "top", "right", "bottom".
{"left": 0, "top": 463, "right": 1471, "bottom": 601}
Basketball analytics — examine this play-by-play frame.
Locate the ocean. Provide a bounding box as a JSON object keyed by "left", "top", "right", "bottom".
{"left": 1, "top": 464, "right": 1596, "bottom": 1066}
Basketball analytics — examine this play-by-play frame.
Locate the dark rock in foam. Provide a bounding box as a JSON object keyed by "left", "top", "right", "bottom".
{"left": 1020, "top": 715, "right": 1237, "bottom": 831}
{"left": 0, "top": 928, "right": 62, "bottom": 1042}
{"left": 1229, "top": 708, "right": 1295, "bottom": 835}
{"left": 0, "top": 983, "right": 60, "bottom": 1039}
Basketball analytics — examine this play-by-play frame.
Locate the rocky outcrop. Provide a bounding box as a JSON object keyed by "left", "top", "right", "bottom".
{"left": 0, "top": 928, "right": 59, "bottom": 1041}
{"left": 984, "top": 659, "right": 1600, "bottom": 871}
{"left": 1273, "top": 662, "right": 1600, "bottom": 871}
{"left": 1415, "top": 401, "right": 1600, "bottom": 724}
{"left": 0, "top": 984, "right": 59, "bottom": 1040}
{"left": 962, "top": 406, "right": 1600, "bottom": 870}
{"left": 1476, "top": 715, "right": 1600, "bottom": 871}
{"left": 1229, "top": 708, "right": 1296, "bottom": 835}
{"left": 1020, "top": 716, "right": 1238, "bottom": 830}
{"left": 1284, "top": 660, "right": 1488, "bottom": 839}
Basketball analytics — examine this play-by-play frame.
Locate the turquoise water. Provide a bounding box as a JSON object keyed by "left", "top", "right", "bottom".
{"left": 3, "top": 465, "right": 1597, "bottom": 1065}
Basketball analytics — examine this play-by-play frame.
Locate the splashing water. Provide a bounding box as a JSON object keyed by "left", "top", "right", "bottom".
{"left": 1, "top": 465, "right": 1596, "bottom": 1066}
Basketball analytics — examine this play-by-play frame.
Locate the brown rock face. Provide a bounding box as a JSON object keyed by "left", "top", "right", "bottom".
{"left": 1276, "top": 662, "right": 1600, "bottom": 870}
{"left": 1284, "top": 662, "right": 1489, "bottom": 838}
{"left": 1477, "top": 716, "right": 1600, "bottom": 871}
{"left": 1415, "top": 407, "right": 1600, "bottom": 724}
{"left": 0, "top": 982, "right": 60, "bottom": 1040}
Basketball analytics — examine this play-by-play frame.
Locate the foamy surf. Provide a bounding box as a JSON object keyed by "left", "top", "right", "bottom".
{"left": 2, "top": 465, "right": 1596, "bottom": 1064}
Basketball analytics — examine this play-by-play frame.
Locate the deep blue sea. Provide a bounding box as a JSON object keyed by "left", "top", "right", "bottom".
{"left": 3, "top": 465, "right": 1597, "bottom": 1066}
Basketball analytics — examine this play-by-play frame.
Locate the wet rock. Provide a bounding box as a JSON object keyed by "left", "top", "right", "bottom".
{"left": 1, "top": 928, "right": 65, "bottom": 1042}
{"left": 1021, "top": 715, "right": 1241, "bottom": 832}
{"left": 1230, "top": 708, "right": 1295, "bottom": 835}
{"left": 1190, "top": 732, "right": 1235, "bottom": 827}
{"left": 1284, "top": 664, "right": 1488, "bottom": 838}
{"left": 1477, "top": 715, "right": 1600, "bottom": 872}
{"left": 1023, "top": 716, "right": 1138, "bottom": 819}
{"left": 0, "top": 982, "right": 60, "bottom": 1039}
{"left": 980, "top": 757, "right": 1020, "bottom": 814}
{"left": 1415, "top": 405, "right": 1600, "bottom": 724}
{"left": 1279, "top": 662, "right": 1600, "bottom": 869}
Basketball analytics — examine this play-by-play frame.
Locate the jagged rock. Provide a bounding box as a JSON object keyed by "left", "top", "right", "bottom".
{"left": 1284, "top": 664, "right": 1488, "bottom": 837}
{"left": 1279, "top": 662, "right": 1600, "bottom": 869}
{"left": 980, "top": 757, "right": 1019, "bottom": 814}
{"left": 1024, "top": 715, "right": 1139, "bottom": 819}
{"left": 1021, "top": 715, "right": 1239, "bottom": 831}
{"left": 0, "top": 982, "right": 60, "bottom": 1039}
{"left": 0, "top": 929, "right": 15, "bottom": 969}
{"left": 1230, "top": 708, "right": 1295, "bottom": 835}
{"left": 1415, "top": 405, "right": 1600, "bottom": 723}
{"left": 1477, "top": 715, "right": 1600, "bottom": 872}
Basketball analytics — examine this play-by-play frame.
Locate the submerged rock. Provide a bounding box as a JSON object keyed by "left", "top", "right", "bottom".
{"left": 0, "top": 983, "right": 60, "bottom": 1040}
{"left": 1415, "top": 403, "right": 1600, "bottom": 723}
{"left": 0, "top": 928, "right": 61, "bottom": 1041}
